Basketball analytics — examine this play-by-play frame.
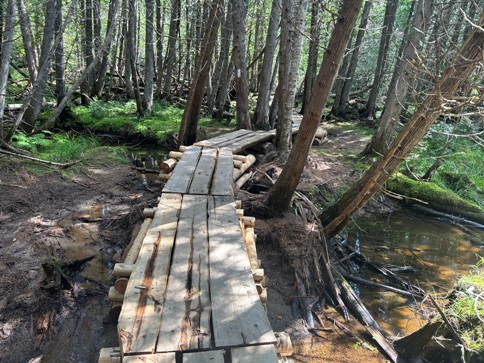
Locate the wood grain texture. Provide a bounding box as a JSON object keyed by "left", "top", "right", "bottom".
{"left": 157, "top": 195, "right": 211, "bottom": 352}
{"left": 118, "top": 193, "right": 182, "bottom": 354}
{"left": 193, "top": 129, "right": 252, "bottom": 148}
{"left": 189, "top": 148, "right": 217, "bottom": 195}
{"left": 231, "top": 345, "right": 279, "bottom": 363}
{"left": 163, "top": 146, "right": 201, "bottom": 193}
{"left": 182, "top": 350, "right": 225, "bottom": 363}
{"left": 123, "top": 353, "right": 176, "bottom": 363}
{"left": 211, "top": 148, "right": 234, "bottom": 196}
{"left": 208, "top": 196, "right": 276, "bottom": 347}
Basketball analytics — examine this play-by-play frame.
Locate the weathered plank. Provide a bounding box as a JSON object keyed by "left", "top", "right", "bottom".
{"left": 123, "top": 353, "right": 176, "bottom": 363}
{"left": 208, "top": 196, "right": 276, "bottom": 347}
{"left": 164, "top": 146, "right": 201, "bottom": 193}
{"left": 189, "top": 148, "right": 217, "bottom": 195}
{"left": 193, "top": 129, "right": 252, "bottom": 148}
{"left": 157, "top": 195, "right": 211, "bottom": 352}
{"left": 182, "top": 350, "right": 225, "bottom": 363}
{"left": 211, "top": 148, "right": 234, "bottom": 196}
{"left": 228, "top": 131, "right": 274, "bottom": 154}
{"left": 231, "top": 345, "right": 279, "bottom": 363}
{"left": 118, "top": 193, "right": 182, "bottom": 355}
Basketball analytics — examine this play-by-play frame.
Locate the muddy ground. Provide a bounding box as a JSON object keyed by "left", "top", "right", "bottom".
{"left": 0, "top": 123, "right": 388, "bottom": 363}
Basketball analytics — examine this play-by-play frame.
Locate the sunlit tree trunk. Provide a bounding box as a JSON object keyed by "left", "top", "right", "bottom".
{"left": 0, "top": 0, "right": 16, "bottom": 142}
{"left": 155, "top": 0, "right": 165, "bottom": 99}
{"left": 364, "top": 0, "right": 433, "bottom": 155}
{"left": 322, "top": 15, "right": 484, "bottom": 237}
{"left": 83, "top": 0, "right": 95, "bottom": 101}
{"left": 365, "top": 0, "right": 398, "bottom": 120}
{"left": 267, "top": 0, "right": 363, "bottom": 213}
{"left": 253, "top": 0, "right": 281, "bottom": 130}
{"left": 275, "top": 0, "right": 308, "bottom": 160}
{"left": 54, "top": 0, "right": 65, "bottom": 104}
{"left": 127, "top": 0, "right": 144, "bottom": 114}
{"left": 144, "top": 0, "right": 154, "bottom": 111}
{"left": 232, "top": 0, "right": 251, "bottom": 129}
{"left": 17, "top": 0, "right": 37, "bottom": 83}
{"left": 178, "top": 0, "right": 224, "bottom": 146}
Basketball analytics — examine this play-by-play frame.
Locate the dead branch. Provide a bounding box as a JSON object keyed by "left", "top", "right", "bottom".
{"left": 0, "top": 148, "right": 82, "bottom": 168}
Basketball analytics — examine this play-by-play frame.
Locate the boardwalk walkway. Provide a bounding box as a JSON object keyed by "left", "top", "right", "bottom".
{"left": 99, "top": 128, "right": 299, "bottom": 363}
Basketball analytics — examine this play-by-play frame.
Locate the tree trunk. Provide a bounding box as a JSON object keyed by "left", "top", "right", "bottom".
{"left": 93, "top": 0, "right": 101, "bottom": 81}
{"left": 83, "top": 0, "right": 95, "bottom": 101}
{"left": 127, "top": 0, "right": 144, "bottom": 115}
{"left": 178, "top": 0, "right": 224, "bottom": 146}
{"left": 253, "top": 0, "right": 281, "bottom": 130}
{"left": 364, "top": 0, "right": 433, "bottom": 155}
{"left": 17, "top": 0, "right": 38, "bottom": 83}
{"left": 365, "top": 0, "right": 399, "bottom": 120}
{"left": 336, "top": 0, "right": 372, "bottom": 116}
{"left": 267, "top": 0, "right": 363, "bottom": 213}
{"left": 275, "top": 0, "right": 308, "bottom": 160}
{"left": 0, "top": 0, "right": 16, "bottom": 141}
{"left": 215, "top": 57, "right": 234, "bottom": 120}
{"left": 144, "top": 0, "right": 154, "bottom": 111}
{"left": 22, "top": 0, "right": 57, "bottom": 132}
{"left": 322, "top": 15, "right": 484, "bottom": 238}
{"left": 301, "top": 0, "right": 320, "bottom": 115}
{"left": 54, "top": 0, "right": 65, "bottom": 104}
{"left": 208, "top": 1, "right": 232, "bottom": 115}
{"left": 93, "top": 0, "right": 118, "bottom": 96}
{"left": 154, "top": 0, "right": 165, "bottom": 99}
{"left": 163, "top": 0, "right": 181, "bottom": 98}
{"left": 232, "top": 0, "right": 251, "bottom": 129}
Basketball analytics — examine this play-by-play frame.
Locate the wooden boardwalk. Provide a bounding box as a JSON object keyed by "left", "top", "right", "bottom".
{"left": 100, "top": 128, "right": 298, "bottom": 363}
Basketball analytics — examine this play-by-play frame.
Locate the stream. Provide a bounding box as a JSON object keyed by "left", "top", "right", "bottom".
{"left": 344, "top": 207, "right": 484, "bottom": 337}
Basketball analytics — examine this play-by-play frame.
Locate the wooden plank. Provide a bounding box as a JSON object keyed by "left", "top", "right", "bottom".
{"left": 211, "top": 148, "right": 234, "bottom": 196}
{"left": 188, "top": 148, "right": 217, "bottom": 195}
{"left": 208, "top": 196, "right": 276, "bottom": 348}
{"left": 157, "top": 195, "right": 211, "bottom": 352}
{"left": 194, "top": 129, "right": 252, "bottom": 148}
{"left": 229, "top": 131, "right": 274, "bottom": 154}
{"left": 231, "top": 345, "right": 279, "bottom": 363}
{"left": 118, "top": 193, "right": 182, "bottom": 355}
{"left": 163, "top": 146, "right": 201, "bottom": 194}
{"left": 123, "top": 353, "right": 176, "bottom": 363}
{"left": 183, "top": 350, "right": 225, "bottom": 363}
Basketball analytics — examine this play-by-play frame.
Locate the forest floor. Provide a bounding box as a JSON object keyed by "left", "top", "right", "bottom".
{"left": 0, "top": 122, "right": 390, "bottom": 363}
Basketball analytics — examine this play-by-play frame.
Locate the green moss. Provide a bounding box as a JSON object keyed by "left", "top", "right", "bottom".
{"left": 387, "top": 173, "right": 483, "bottom": 216}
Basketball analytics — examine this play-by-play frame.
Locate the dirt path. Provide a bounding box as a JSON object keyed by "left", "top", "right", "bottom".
{"left": 0, "top": 153, "right": 156, "bottom": 362}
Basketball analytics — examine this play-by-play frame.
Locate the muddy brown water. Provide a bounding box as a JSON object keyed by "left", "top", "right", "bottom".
{"left": 345, "top": 207, "right": 484, "bottom": 337}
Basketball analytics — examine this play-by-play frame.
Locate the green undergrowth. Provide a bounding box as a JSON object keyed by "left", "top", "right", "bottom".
{"left": 72, "top": 100, "right": 229, "bottom": 144}
{"left": 445, "top": 256, "right": 484, "bottom": 352}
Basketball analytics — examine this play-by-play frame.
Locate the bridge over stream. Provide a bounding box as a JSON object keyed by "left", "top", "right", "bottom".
{"left": 98, "top": 123, "right": 310, "bottom": 363}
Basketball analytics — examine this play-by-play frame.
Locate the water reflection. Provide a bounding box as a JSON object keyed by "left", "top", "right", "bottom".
{"left": 344, "top": 208, "right": 484, "bottom": 336}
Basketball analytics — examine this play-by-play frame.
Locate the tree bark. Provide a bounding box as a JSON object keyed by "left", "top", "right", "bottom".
{"left": 54, "top": 0, "right": 65, "bottom": 104}
{"left": 365, "top": 0, "right": 399, "bottom": 120}
{"left": 365, "top": 0, "right": 433, "bottom": 155}
{"left": 163, "top": 0, "right": 180, "bottom": 98}
{"left": 144, "top": 0, "right": 154, "bottom": 111}
{"left": 276, "top": 0, "right": 308, "bottom": 160}
{"left": 178, "top": 0, "right": 224, "bottom": 146}
{"left": 267, "top": 0, "right": 363, "bottom": 213}
{"left": 322, "top": 15, "right": 484, "bottom": 237}
{"left": 253, "top": 0, "right": 281, "bottom": 130}
{"left": 232, "top": 0, "right": 251, "bottom": 129}
{"left": 154, "top": 0, "right": 165, "bottom": 99}
{"left": 17, "top": 0, "right": 38, "bottom": 83}
{"left": 127, "top": 0, "right": 144, "bottom": 115}
{"left": 0, "top": 0, "right": 16, "bottom": 141}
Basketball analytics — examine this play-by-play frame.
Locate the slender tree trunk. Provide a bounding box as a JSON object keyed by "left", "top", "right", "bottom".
{"left": 93, "top": 0, "right": 117, "bottom": 96}
{"left": 365, "top": 0, "right": 398, "bottom": 120}
{"left": 17, "top": 0, "right": 37, "bottom": 83}
{"left": 253, "top": 0, "right": 281, "bottom": 130}
{"left": 127, "top": 0, "right": 144, "bottom": 114}
{"left": 0, "top": 0, "right": 16, "bottom": 141}
{"left": 301, "top": 0, "right": 320, "bottom": 115}
{"left": 232, "top": 0, "right": 251, "bottom": 129}
{"left": 0, "top": 1, "right": 3, "bottom": 60}
{"left": 93, "top": 0, "right": 101, "bottom": 82}
{"left": 322, "top": 16, "right": 484, "bottom": 237}
{"left": 54, "top": 0, "right": 65, "bottom": 104}
{"left": 178, "top": 0, "right": 224, "bottom": 146}
{"left": 22, "top": 0, "right": 57, "bottom": 132}
{"left": 144, "top": 0, "right": 154, "bottom": 111}
{"left": 276, "top": 0, "right": 308, "bottom": 160}
{"left": 215, "top": 57, "right": 233, "bottom": 120}
{"left": 208, "top": 1, "right": 232, "bottom": 115}
{"left": 336, "top": 0, "right": 372, "bottom": 116}
{"left": 364, "top": 0, "right": 433, "bottom": 155}
{"left": 155, "top": 0, "right": 165, "bottom": 98}
{"left": 84, "top": 0, "right": 95, "bottom": 100}
{"left": 267, "top": 0, "right": 363, "bottom": 213}
{"left": 163, "top": 0, "right": 181, "bottom": 98}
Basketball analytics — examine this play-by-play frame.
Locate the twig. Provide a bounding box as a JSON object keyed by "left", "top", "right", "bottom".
{"left": 0, "top": 148, "right": 82, "bottom": 168}
{"left": 428, "top": 294, "right": 465, "bottom": 346}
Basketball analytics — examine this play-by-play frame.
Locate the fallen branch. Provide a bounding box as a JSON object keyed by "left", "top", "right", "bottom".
{"left": 0, "top": 149, "right": 82, "bottom": 168}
